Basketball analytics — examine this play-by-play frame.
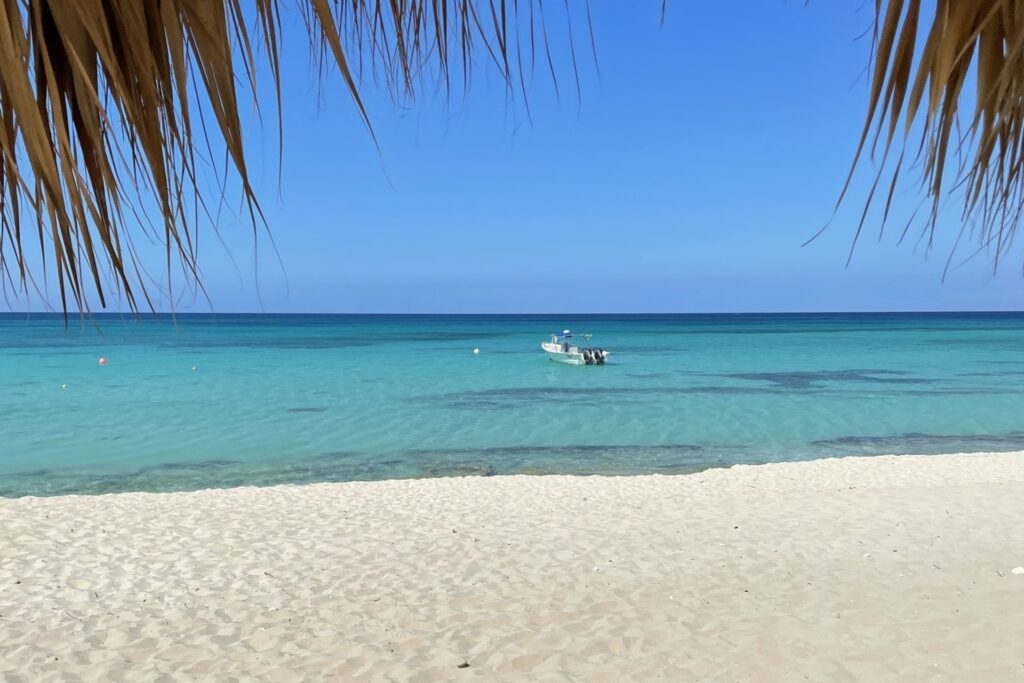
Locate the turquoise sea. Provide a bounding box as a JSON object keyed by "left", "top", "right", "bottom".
{"left": 1, "top": 313, "right": 1023, "bottom": 497}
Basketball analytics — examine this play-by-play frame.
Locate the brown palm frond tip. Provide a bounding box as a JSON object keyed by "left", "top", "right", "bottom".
{"left": 840, "top": 0, "right": 1024, "bottom": 274}
{"left": 0, "top": 0, "right": 587, "bottom": 313}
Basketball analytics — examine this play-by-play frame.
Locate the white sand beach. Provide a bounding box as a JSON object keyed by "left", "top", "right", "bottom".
{"left": 1, "top": 451, "right": 1023, "bottom": 682}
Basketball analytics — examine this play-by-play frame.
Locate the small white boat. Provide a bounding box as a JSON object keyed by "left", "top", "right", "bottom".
{"left": 541, "top": 330, "right": 610, "bottom": 366}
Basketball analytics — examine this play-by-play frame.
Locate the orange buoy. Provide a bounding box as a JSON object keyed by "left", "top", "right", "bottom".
{"left": 98, "top": 357, "right": 108, "bottom": 366}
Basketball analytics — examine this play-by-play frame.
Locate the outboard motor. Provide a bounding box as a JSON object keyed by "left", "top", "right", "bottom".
{"left": 596, "top": 348, "right": 606, "bottom": 364}
{"left": 583, "top": 349, "right": 593, "bottom": 365}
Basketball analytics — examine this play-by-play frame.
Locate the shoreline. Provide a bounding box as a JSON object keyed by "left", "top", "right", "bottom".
{"left": 6, "top": 447, "right": 1024, "bottom": 501}
{"left": 2, "top": 451, "right": 1022, "bottom": 680}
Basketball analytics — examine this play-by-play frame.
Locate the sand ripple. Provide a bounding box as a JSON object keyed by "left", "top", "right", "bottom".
{"left": 1, "top": 452, "right": 1023, "bottom": 681}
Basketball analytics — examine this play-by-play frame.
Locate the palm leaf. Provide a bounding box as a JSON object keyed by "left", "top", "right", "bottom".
{"left": 0, "top": 0, "right": 588, "bottom": 313}
{"left": 846, "top": 0, "right": 1024, "bottom": 274}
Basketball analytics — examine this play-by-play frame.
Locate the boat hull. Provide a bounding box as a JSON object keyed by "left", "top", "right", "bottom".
{"left": 544, "top": 349, "right": 585, "bottom": 365}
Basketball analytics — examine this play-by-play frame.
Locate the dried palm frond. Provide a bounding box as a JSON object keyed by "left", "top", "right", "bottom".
{"left": 0, "top": 0, "right": 589, "bottom": 313}
{"left": 843, "top": 0, "right": 1024, "bottom": 273}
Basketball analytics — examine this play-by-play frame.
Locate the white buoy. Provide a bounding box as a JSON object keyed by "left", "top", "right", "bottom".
{"left": 192, "top": 366, "right": 197, "bottom": 371}
{"left": 61, "top": 384, "right": 68, "bottom": 390}
{"left": 473, "top": 348, "right": 480, "bottom": 355}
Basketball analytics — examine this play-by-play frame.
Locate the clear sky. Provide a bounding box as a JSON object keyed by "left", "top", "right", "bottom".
{"left": 26, "top": 2, "right": 1024, "bottom": 313}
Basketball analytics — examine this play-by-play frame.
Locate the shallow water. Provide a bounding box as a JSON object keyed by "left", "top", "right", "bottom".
{"left": 1, "top": 312, "right": 1023, "bottom": 496}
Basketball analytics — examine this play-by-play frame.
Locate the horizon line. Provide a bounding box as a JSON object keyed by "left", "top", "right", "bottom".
{"left": 3, "top": 309, "right": 1024, "bottom": 317}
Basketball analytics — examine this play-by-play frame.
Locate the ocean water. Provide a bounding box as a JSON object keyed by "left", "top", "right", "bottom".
{"left": 1, "top": 312, "right": 1022, "bottom": 497}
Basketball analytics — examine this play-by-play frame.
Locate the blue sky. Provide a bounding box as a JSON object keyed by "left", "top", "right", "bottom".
{"left": 26, "top": 2, "right": 1024, "bottom": 312}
